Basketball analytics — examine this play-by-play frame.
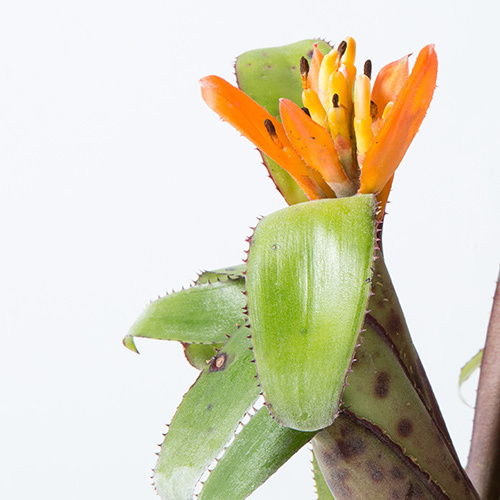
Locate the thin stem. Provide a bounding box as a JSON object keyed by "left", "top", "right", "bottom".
{"left": 467, "top": 269, "right": 500, "bottom": 499}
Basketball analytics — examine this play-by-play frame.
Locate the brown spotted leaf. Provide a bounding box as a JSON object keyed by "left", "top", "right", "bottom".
{"left": 313, "top": 410, "right": 450, "bottom": 499}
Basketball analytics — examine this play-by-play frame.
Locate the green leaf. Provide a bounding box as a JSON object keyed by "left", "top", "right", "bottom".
{"left": 235, "top": 39, "right": 331, "bottom": 205}
{"left": 313, "top": 410, "right": 450, "bottom": 499}
{"left": 246, "top": 196, "right": 376, "bottom": 431}
{"left": 261, "top": 154, "right": 308, "bottom": 205}
{"left": 236, "top": 39, "right": 331, "bottom": 118}
{"left": 198, "top": 405, "right": 315, "bottom": 500}
{"left": 196, "top": 264, "right": 246, "bottom": 285}
{"left": 459, "top": 349, "right": 483, "bottom": 405}
{"left": 182, "top": 342, "right": 224, "bottom": 370}
{"left": 153, "top": 326, "right": 260, "bottom": 500}
{"left": 124, "top": 278, "right": 246, "bottom": 352}
{"left": 312, "top": 451, "right": 335, "bottom": 500}
{"left": 342, "top": 313, "right": 478, "bottom": 499}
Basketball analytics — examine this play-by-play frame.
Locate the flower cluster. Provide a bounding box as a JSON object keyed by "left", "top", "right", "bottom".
{"left": 200, "top": 38, "right": 437, "bottom": 215}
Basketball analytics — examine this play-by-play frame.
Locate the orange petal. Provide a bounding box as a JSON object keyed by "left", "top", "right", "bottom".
{"left": 376, "top": 174, "right": 394, "bottom": 221}
{"left": 308, "top": 43, "right": 324, "bottom": 93}
{"left": 280, "top": 98, "right": 355, "bottom": 197}
{"left": 200, "top": 75, "right": 324, "bottom": 200}
{"left": 359, "top": 45, "right": 438, "bottom": 194}
{"left": 371, "top": 55, "right": 409, "bottom": 119}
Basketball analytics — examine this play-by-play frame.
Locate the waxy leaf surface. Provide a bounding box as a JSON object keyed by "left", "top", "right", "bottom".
{"left": 343, "top": 315, "right": 478, "bottom": 499}
{"left": 313, "top": 410, "right": 450, "bottom": 499}
{"left": 236, "top": 39, "right": 332, "bottom": 118}
{"left": 198, "top": 405, "right": 315, "bottom": 500}
{"left": 246, "top": 195, "right": 376, "bottom": 431}
{"left": 153, "top": 327, "right": 260, "bottom": 500}
{"left": 196, "top": 264, "right": 245, "bottom": 285}
{"left": 182, "top": 342, "right": 223, "bottom": 370}
{"left": 312, "top": 451, "right": 335, "bottom": 500}
{"left": 124, "top": 278, "right": 246, "bottom": 352}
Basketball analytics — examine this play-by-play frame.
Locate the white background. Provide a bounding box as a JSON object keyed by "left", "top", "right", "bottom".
{"left": 1, "top": 0, "right": 499, "bottom": 498}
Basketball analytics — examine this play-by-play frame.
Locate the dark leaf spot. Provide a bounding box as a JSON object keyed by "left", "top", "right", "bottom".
{"left": 374, "top": 371, "right": 390, "bottom": 398}
{"left": 332, "top": 468, "right": 350, "bottom": 483}
{"left": 391, "top": 466, "right": 405, "bottom": 480}
{"left": 367, "top": 460, "right": 384, "bottom": 482}
{"left": 209, "top": 352, "right": 227, "bottom": 372}
{"left": 387, "top": 308, "right": 404, "bottom": 336}
{"left": 335, "top": 436, "right": 366, "bottom": 460}
{"left": 397, "top": 418, "right": 414, "bottom": 437}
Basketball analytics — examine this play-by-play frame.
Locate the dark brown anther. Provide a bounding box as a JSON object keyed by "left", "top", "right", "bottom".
{"left": 301, "top": 107, "right": 311, "bottom": 117}
{"left": 332, "top": 93, "right": 340, "bottom": 108}
{"left": 338, "top": 40, "right": 347, "bottom": 59}
{"left": 370, "top": 100, "right": 378, "bottom": 119}
{"left": 364, "top": 59, "right": 372, "bottom": 79}
{"left": 264, "top": 118, "right": 277, "bottom": 139}
{"left": 300, "top": 56, "right": 310, "bottom": 77}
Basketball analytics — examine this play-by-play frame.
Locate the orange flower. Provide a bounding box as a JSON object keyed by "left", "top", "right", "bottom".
{"left": 200, "top": 38, "right": 437, "bottom": 217}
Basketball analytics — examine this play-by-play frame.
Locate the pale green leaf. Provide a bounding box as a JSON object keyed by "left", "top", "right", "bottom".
{"left": 124, "top": 278, "right": 245, "bottom": 352}
{"left": 198, "top": 405, "right": 315, "bottom": 500}
{"left": 459, "top": 349, "right": 483, "bottom": 405}
{"left": 153, "top": 327, "right": 260, "bottom": 500}
{"left": 247, "top": 196, "right": 376, "bottom": 431}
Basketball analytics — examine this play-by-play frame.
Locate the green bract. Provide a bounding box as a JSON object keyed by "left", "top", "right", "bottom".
{"left": 123, "top": 276, "right": 246, "bottom": 352}
{"left": 235, "top": 39, "right": 332, "bottom": 205}
{"left": 246, "top": 195, "right": 376, "bottom": 431}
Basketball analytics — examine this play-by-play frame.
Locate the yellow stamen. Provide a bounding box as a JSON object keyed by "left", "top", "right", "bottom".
{"left": 340, "top": 37, "right": 357, "bottom": 105}
{"left": 317, "top": 48, "right": 339, "bottom": 110}
{"left": 327, "top": 104, "right": 355, "bottom": 180}
{"left": 353, "top": 74, "right": 374, "bottom": 162}
{"left": 371, "top": 101, "right": 394, "bottom": 136}
{"left": 327, "top": 71, "right": 348, "bottom": 110}
{"left": 302, "top": 88, "right": 328, "bottom": 128}
{"left": 327, "top": 102, "right": 349, "bottom": 139}
{"left": 381, "top": 101, "right": 394, "bottom": 119}
{"left": 341, "top": 37, "right": 356, "bottom": 67}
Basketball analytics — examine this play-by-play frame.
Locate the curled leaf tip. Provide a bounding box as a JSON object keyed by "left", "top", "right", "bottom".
{"left": 123, "top": 335, "right": 140, "bottom": 354}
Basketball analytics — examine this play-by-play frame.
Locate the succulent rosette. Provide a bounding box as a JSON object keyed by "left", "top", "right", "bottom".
{"left": 126, "top": 38, "right": 481, "bottom": 500}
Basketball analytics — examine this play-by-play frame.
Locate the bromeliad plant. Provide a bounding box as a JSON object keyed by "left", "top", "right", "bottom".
{"left": 124, "top": 38, "right": 498, "bottom": 499}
